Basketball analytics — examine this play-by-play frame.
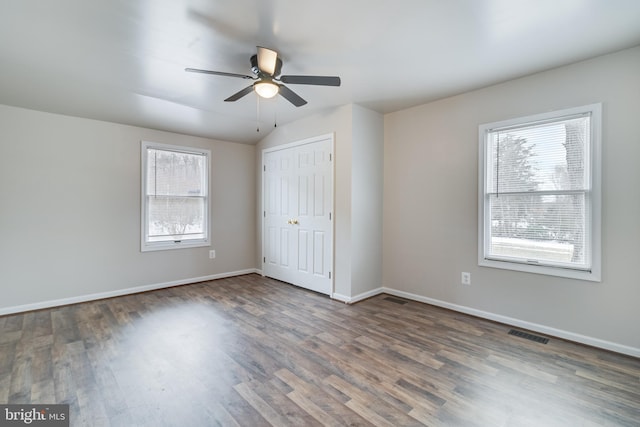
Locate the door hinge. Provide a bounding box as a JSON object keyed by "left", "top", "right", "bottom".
{"left": 329, "top": 212, "right": 332, "bottom": 220}
{"left": 329, "top": 153, "right": 332, "bottom": 161}
{"left": 263, "top": 257, "right": 266, "bottom": 263}
{"left": 263, "top": 165, "right": 266, "bottom": 171}
{"left": 329, "top": 272, "right": 331, "bottom": 279}
{"left": 263, "top": 211, "right": 266, "bottom": 217}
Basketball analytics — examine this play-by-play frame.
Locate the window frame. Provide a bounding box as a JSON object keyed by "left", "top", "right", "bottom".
{"left": 478, "top": 104, "right": 602, "bottom": 281}
{"left": 141, "top": 141, "right": 211, "bottom": 252}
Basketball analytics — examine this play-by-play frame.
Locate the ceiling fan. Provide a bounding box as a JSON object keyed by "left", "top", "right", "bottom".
{"left": 185, "top": 46, "right": 341, "bottom": 107}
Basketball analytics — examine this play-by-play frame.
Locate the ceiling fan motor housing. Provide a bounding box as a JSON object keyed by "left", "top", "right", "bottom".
{"left": 250, "top": 54, "right": 282, "bottom": 77}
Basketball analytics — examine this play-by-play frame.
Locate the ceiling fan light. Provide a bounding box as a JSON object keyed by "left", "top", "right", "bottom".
{"left": 254, "top": 81, "right": 279, "bottom": 99}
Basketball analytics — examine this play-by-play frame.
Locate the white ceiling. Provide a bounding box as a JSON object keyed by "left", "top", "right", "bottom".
{"left": 2, "top": 1, "right": 639, "bottom": 144}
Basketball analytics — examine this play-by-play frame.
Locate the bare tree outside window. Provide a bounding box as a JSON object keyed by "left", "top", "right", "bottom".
{"left": 564, "top": 121, "right": 586, "bottom": 263}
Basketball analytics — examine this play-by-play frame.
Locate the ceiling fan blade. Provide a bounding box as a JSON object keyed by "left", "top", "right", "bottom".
{"left": 280, "top": 75, "right": 341, "bottom": 86}
{"left": 185, "top": 68, "right": 254, "bottom": 80}
{"left": 257, "top": 46, "right": 278, "bottom": 76}
{"left": 224, "top": 85, "right": 255, "bottom": 102}
{"left": 278, "top": 85, "right": 307, "bottom": 107}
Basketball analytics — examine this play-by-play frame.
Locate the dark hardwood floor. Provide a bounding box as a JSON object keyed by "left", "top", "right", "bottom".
{"left": 1, "top": 274, "right": 638, "bottom": 426}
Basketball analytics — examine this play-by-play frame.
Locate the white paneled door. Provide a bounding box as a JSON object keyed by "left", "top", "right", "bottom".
{"left": 263, "top": 135, "right": 334, "bottom": 295}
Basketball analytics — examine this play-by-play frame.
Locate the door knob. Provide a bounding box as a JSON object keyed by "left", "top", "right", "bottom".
{"left": 292, "top": 219, "right": 299, "bottom": 225}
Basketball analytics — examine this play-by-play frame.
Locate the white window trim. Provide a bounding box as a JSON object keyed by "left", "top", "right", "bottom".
{"left": 141, "top": 141, "right": 211, "bottom": 252}
{"left": 478, "top": 104, "right": 602, "bottom": 281}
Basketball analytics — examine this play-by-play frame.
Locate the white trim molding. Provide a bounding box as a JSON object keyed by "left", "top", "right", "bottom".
{"left": 0, "top": 269, "right": 259, "bottom": 316}
{"left": 330, "top": 293, "right": 351, "bottom": 303}
{"left": 332, "top": 288, "right": 384, "bottom": 304}
{"left": 382, "top": 287, "right": 639, "bottom": 358}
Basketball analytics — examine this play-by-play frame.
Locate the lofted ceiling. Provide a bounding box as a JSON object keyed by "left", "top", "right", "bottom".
{"left": 1, "top": 0, "right": 640, "bottom": 144}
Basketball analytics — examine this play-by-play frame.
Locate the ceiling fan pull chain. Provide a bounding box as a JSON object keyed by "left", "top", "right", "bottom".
{"left": 256, "top": 96, "right": 260, "bottom": 132}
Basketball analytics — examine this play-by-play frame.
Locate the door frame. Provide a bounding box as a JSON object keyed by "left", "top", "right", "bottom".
{"left": 261, "top": 133, "right": 335, "bottom": 295}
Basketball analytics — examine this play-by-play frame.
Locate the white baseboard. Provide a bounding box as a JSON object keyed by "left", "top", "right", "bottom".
{"left": 382, "top": 287, "right": 640, "bottom": 358}
{"left": 330, "top": 292, "right": 351, "bottom": 303}
{"left": 332, "top": 287, "right": 384, "bottom": 304}
{"left": 0, "top": 268, "right": 260, "bottom": 316}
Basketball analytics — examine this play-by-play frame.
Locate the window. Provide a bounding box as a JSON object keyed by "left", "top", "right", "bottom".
{"left": 478, "top": 104, "right": 601, "bottom": 281}
{"left": 141, "top": 141, "right": 210, "bottom": 251}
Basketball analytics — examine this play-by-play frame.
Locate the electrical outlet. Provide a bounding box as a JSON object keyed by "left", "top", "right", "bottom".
{"left": 209, "top": 250, "right": 216, "bottom": 259}
{"left": 461, "top": 272, "right": 471, "bottom": 285}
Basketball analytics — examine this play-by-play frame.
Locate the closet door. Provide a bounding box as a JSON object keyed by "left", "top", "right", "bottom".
{"left": 263, "top": 136, "right": 333, "bottom": 295}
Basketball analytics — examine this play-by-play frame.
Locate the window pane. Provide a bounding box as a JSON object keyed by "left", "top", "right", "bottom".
{"left": 489, "top": 193, "right": 586, "bottom": 265}
{"left": 147, "top": 149, "right": 206, "bottom": 197}
{"left": 147, "top": 196, "right": 205, "bottom": 242}
{"left": 487, "top": 116, "right": 589, "bottom": 193}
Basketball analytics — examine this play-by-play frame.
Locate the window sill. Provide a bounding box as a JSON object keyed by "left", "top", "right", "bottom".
{"left": 141, "top": 240, "right": 210, "bottom": 252}
{"left": 478, "top": 257, "right": 601, "bottom": 282}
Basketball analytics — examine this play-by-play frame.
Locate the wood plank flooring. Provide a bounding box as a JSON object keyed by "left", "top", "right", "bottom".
{"left": 1, "top": 274, "right": 638, "bottom": 426}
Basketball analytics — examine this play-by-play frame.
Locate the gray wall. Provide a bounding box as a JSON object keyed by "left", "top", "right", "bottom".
{"left": 383, "top": 46, "right": 640, "bottom": 351}
{"left": 0, "top": 105, "right": 256, "bottom": 312}
{"left": 351, "top": 105, "right": 384, "bottom": 297}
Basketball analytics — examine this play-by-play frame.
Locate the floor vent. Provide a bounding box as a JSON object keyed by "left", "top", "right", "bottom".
{"left": 508, "top": 329, "right": 549, "bottom": 344}
{"left": 384, "top": 297, "right": 408, "bottom": 305}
